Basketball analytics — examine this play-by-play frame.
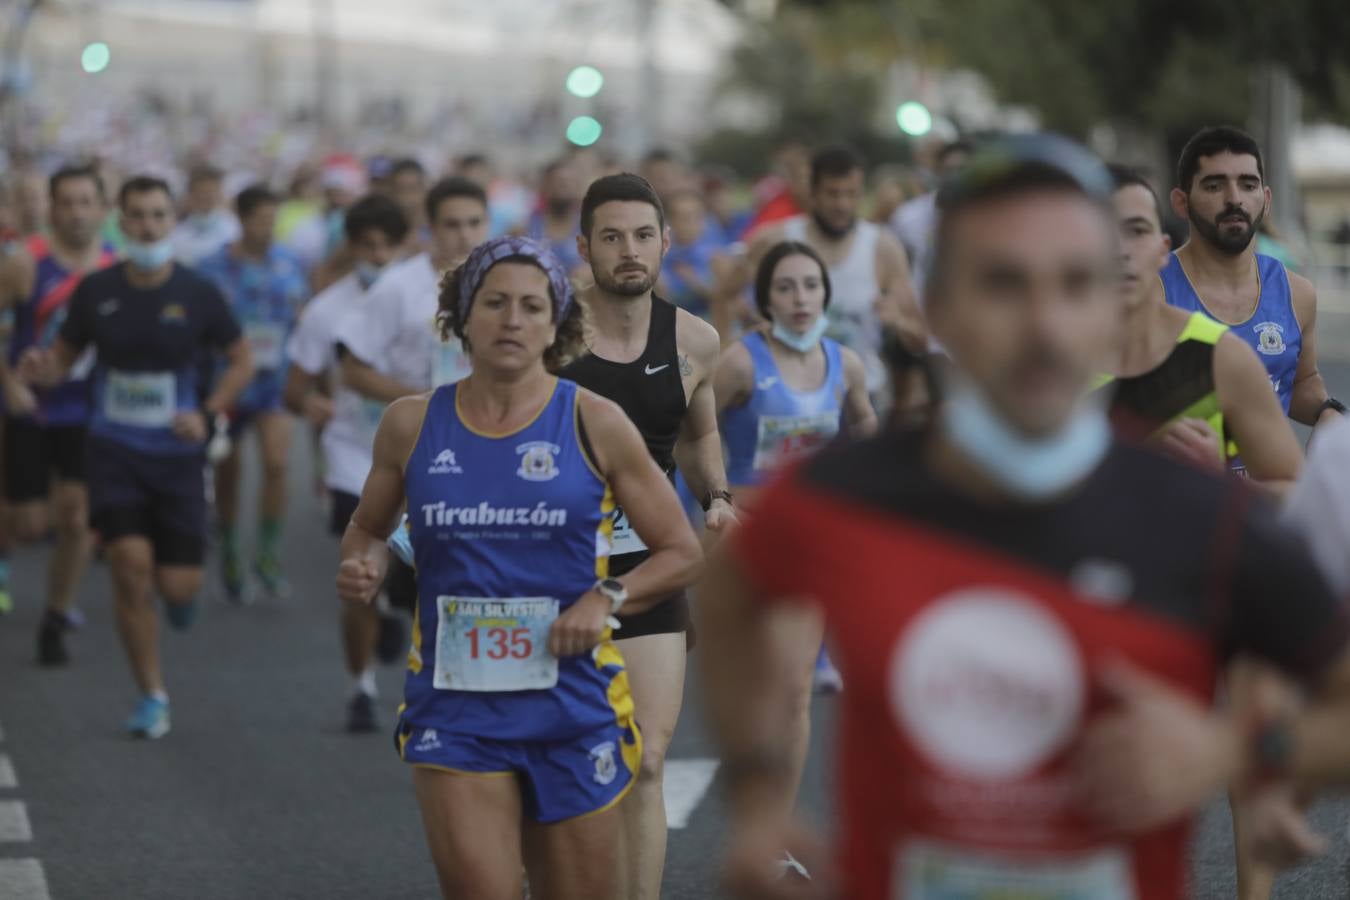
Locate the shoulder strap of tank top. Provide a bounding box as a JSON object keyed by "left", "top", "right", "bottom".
{"left": 1177, "top": 311, "right": 1227, "bottom": 346}
{"left": 823, "top": 336, "right": 845, "bottom": 381}
{"left": 1256, "top": 253, "right": 1293, "bottom": 298}
{"left": 855, "top": 221, "right": 881, "bottom": 257}
{"left": 743, "top": 330, "right": 773, "bottom": 370}
{"left": 650, "top": 295, "right": 677, "bottom": 346}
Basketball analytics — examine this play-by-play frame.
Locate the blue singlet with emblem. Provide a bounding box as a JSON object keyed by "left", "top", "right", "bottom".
{"left": 723, "top": 332, "right": 846, "bottom": 486}
{"left": 401, "top": 378, "right": 631, "bottom": 742}
{"left": 1160, "top": 252, "right": 1300, "bottom": 413}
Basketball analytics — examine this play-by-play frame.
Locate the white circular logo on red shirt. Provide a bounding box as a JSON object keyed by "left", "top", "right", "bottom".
{"left": 890, "top": 588, "right": 1085, "bottom": 780}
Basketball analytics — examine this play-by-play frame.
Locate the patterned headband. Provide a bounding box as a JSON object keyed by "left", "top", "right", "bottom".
{"left": 457, "top": 236, "right": 574, "bottom": 324}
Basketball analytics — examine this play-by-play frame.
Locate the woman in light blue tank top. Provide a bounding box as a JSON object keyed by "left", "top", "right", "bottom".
{"left": 713, "top": 240, "right": 875, "bottom": 831}
{"left": 717, "top": 241, "right": 876, "bottom": 506}
{"left": 335, "top": 236, "right": 701, "bottom": 900}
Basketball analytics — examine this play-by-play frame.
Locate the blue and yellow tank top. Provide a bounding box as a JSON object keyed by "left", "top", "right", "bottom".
{"left": 1096, "top": 312, "right": 1228, "bottom": 465}
{"left": 723, "top": 332, "right": 846, "bottom": 486}
{"left": 9, "top": 236, "right": 117, "bottom": 425}
{"left": 1160, "top": 252, "right": 1300, "bottom": 414}
{"left": 401, "top": 378, "right": 631, "bottom": 742}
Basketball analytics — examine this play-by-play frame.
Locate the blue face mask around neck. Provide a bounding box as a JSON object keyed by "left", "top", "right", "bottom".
{"left": 770, "top": 314, "right": 830, "bottom": 353}
{"left": 125, "top": 238, "right": 175, "bottom": 272}
{"left": 940, "top": 382, "right": 1111, "bottom": 501}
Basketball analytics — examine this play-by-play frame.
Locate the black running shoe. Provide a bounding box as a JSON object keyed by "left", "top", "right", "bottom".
{"left": 347, "top": 692, "right": 378, "bottom": 733}
{"left": 375, "top": 611, "right": 408, "bottom": 665}
{"left": 37, "top": 611, "right": 70, "bottom": 667}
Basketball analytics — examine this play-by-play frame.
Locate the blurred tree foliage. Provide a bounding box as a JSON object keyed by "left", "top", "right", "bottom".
{"left": 706, "top": 0, "right": 1350, "bottom": 158}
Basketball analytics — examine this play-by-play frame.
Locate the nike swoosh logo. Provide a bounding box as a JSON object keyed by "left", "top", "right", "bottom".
{"left": 757, "top": 377, "right": 778, "bottom": 390}
{"left": 644, "top": 364, "right": 669, "bottom": 375}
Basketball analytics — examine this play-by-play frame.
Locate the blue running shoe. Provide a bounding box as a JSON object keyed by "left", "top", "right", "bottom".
{"left": 387, "top": 515, "right": 414, "bottom": 566}
{"left": 125, "top": 695, "right": 171, "bottom": 740}
{"left": 813, "top": 647, "right": 843, "bottom": 694}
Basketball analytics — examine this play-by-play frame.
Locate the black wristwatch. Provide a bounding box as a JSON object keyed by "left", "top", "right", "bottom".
{"left": 1318, "top": 397, "right": 1347, "bottom": 418}
{"left": 701, "top": 489, "right": 734, "bottom": 511}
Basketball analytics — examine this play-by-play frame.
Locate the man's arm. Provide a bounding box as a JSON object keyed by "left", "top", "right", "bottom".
{"left": 874, "top": 229, "right": 927, "bottom": 350}
{"left": 0, "top": 251, "right": 37, "bottom": 413}
{"left": 1287, "top": 273, "right": 1337, "bottom": 427}
{"left": 206, "top": 338, "right": 254, "bottom": 415}
{"left": 282, "top": 305, "right": 336, "bottom": 424}
{"left": 1215, "top": 332, "right": 1302, "bottom": 496}
{"left": 338, "top": 348, "right": 420, "bottom": 404}
{"left": 673, "top": 312, "right": 736, "bottom": 530}
{"left": 839, "top": 346, "right": 879, "bottom": 437}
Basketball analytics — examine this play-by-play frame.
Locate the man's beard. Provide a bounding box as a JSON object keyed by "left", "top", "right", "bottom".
{"left": 595, "top": 265, "right": 655, "bottom": 297}
{"left": 812, "top": 212, "right": 855, "bottom": 240}
{"left": 1190, "top": 202, "right": 1264, "bottom": 256}
{"left": 546, "top": 198, "right": 574, "bottom": 219}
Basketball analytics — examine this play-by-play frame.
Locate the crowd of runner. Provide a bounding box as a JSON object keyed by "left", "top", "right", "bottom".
{"left": 2, "top": 125, "right": 1350, "bottom": 900}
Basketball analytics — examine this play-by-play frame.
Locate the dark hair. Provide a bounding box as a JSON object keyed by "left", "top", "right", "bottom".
{"left": 754, "top": 241, "right": 832, "bottom": 319}
{"left": 389, "top": 157, "right": 427, "bottom": 181}
{"left": 235, "top": 183, "right": 280, "bottom": 219}
{"left": 937, "top": 140, "right": 974, "bottom": 168}
{"left": 49, "top": 164, "right": 104, "bottom": 202}
{"left": 118, "top": 175, "right": 173, "bottom": 209}
{"left": 457, "top": 153, "right": 489, "bottom": 170}
{"left": 1107, "top": 163, "right": 1163, "bottom": 227}
{"left": 425, "top": 176, "right": 486, "bottom": 225}
{"left": 930, "top": 159, "right": 1108, "bottom": 302}
{"left": 187, "top": 163, "right": 224, "bottom": 188}
{"left": 810, "top": 145, "right": 865, "bottom": 189}
{"left": 1176, "top": 126, "right": 1264, "bottom": 192}
{"left": 436, "top": 255, "right": 586, "bottom": 372}
{"left": 579, "top": 173, "right": 665, "bottom": 238}
{"left": 343, "top": 193, "right": 410, "bottom": 245}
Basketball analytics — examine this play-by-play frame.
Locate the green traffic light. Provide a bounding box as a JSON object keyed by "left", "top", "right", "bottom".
{"left": 565, "top": 66, "right": 605, "bottom": 99}
{"left": 896, "top": 101, "right": 933, "bottom": 137}
{"left": 81, "top": 42, "right": 111, "bottom": 75}
{"left": 566, "top": 116, "right": 603, "bottom": 147}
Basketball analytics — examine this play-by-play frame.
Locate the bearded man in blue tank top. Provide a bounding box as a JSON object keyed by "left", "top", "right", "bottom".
{"left": 1159, "top": 126, "right": 1344, "bottom": 451}
{"left": 336, "top": 236, "right": 701, "bottom": 900}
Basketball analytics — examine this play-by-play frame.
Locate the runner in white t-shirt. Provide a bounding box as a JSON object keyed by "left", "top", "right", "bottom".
{"left": 330, "top": 177, "right": 488, "bottom": 733}
{"left": 283, "top": 194, "right": 410, "bottom": 732}
{"left": 336, "top": 177, "right": 488, "bottom": 402}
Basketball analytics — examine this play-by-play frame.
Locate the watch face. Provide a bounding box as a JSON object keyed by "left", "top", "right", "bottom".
{"left": 601, "top": 579, "right": 625, "bottom": 594}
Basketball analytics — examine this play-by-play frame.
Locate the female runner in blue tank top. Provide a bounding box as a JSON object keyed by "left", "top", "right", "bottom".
{"left": 713, "top": 240, "right": 875, "bottom": 841}
{"left": 336, "top": 236, "right": 701, "bottom": 900}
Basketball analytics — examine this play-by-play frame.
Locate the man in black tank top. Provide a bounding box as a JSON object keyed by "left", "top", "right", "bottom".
{"left": 558, "top": 173, "right": 733, "bottom": 899}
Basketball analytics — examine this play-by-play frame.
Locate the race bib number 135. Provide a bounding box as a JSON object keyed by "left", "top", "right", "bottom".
{"left": 434, "top": 596, "right": 559, "bottom": 692}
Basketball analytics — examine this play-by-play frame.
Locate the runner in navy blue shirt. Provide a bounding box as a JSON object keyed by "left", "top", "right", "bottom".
{"left": 19, "top": 174, "right": 254, "bottom": 740}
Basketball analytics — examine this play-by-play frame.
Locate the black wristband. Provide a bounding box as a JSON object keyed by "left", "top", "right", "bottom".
{"left": 701, "top": 489, "right": 734, "bottom": 511}
{"left": 1319, "top": 398, "right": 1347, "bottom": 418}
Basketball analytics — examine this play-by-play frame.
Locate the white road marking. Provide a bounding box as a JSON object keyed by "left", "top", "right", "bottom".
{"left": 0, "top": 754, "right": 15, "bottom": 789}
{"left": 0, "top": 859, "right": 52, "bottom": 900}
{"left": 663, "top": 758, "right": 720, "bottom": 830}
{"left": 0, "top": 800, "right": 32, "bottom": 841}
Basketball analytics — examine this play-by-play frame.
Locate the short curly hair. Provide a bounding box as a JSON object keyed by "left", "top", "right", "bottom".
{"left": 436, "top": 255, "right": 587, "bottom": 373}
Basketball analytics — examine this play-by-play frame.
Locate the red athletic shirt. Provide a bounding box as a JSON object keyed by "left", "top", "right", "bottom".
{"left": 733, "top": 429, "right": 1348, "bottom": 900}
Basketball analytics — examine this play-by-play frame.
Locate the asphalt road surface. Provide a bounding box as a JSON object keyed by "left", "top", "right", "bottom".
{"left": 4, "top": 361, "right": 1350, "bottom": 899}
